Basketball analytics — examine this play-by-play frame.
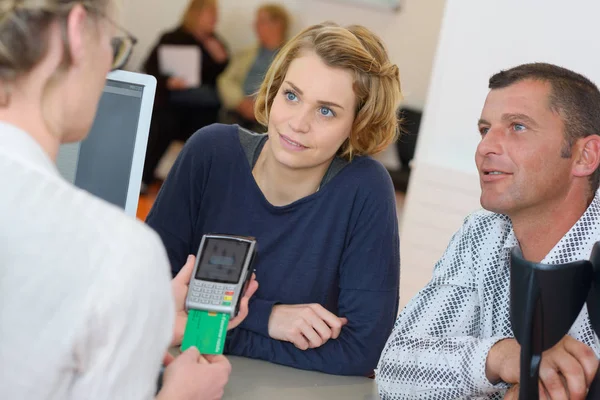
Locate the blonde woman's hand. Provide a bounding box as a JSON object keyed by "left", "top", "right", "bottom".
{"left": 268, "top": 304, "right": 348, "bottom": 350}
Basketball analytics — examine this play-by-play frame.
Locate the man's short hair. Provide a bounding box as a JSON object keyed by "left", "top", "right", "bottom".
{"left": 489, "top": 63, "right": 600, "bottom": 193}
{"left": 258, "top": 3, "right": 291, "bottom": 39}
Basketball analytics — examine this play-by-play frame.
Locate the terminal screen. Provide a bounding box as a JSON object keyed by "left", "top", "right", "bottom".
{"left": 195, "top": 238, "right": 250, "bottom": 284}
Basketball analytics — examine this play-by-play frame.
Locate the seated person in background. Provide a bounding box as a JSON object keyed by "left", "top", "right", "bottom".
{"left": 146, "top": 21, "right": 402, "bottom": 376}
{"left": 376, "top": 63, "right": 600, "bottom": 399}
{"left": 218, "top": 3, "right": 290, "bottom": 132}
{"left": 142, "top": 0, "right": 229, "bottom": 189}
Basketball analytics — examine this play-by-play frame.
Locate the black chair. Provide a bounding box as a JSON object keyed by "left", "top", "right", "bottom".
{"left": 509, "top": 247, "right": 594, "bottom": 399}
{"left": 586, "top": 243, "right": 600, "bottom": 398}
{"left": 388, "top": 107, "right": 422, "bottom": 193}
{"left": 396, "top": 107, "right": 422, "bottom": 170}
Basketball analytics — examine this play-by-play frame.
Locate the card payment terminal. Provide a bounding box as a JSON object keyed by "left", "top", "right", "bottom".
{"left": 186, "top": 234, "right": 257, "bottom": 317}
{"left": 180, "top": 234, "right": 256, "bottom": 355}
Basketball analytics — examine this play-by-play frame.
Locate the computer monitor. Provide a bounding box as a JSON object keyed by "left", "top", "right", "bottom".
{"left": 56, "top": 70, "right": 156, "bottom": 217}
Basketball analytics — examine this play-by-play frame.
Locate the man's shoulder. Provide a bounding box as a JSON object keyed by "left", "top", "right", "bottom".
{"left": 236, "top": 44, "right": 260, "bottom": 59}
{"left": 464, "top": 209, "right": 510, "bottom": 224}
{"left": 460, "top": 209, "right": 513, "bottom": 242}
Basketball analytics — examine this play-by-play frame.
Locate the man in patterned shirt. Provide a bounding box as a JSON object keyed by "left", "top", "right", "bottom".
{"left": 376, "top": 63, "right": 600, "bottom": 400}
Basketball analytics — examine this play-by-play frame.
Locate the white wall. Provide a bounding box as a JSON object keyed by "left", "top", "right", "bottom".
{"left": 122, "top": 0, "right": 446, "bottom": 110}
{"left": 399, "top": 0, "right": 600, "bottom": 307}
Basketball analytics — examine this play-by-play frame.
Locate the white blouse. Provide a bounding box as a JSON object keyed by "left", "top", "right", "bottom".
{"left": 0, "top": 122, "right": 174, "bottom": 400}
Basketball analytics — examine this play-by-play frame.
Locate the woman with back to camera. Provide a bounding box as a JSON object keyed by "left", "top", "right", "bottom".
{"left": 0, "top": 1, "right": 256, "bottom": 399}
{"left": 142, "top": 0, "right": 229, "bottom": 191}
{"left": 146, "top": 21, "right": 402, "bottom": 376}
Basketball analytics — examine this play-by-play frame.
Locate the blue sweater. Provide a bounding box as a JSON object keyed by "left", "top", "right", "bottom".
{"left": 146, "top": 124, "right": 400, "bottom": 376}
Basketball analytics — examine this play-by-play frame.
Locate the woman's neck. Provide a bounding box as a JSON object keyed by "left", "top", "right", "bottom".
{"left": 0, "top": 91, "right": 60, "bottom": 161}
{"left": 252, "top": 144, "right": 331, "bottom": 207}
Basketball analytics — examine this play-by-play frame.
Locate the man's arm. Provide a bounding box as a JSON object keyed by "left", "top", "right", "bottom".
{"left": 376, "top": 218, "right": 511, "bottom": 400}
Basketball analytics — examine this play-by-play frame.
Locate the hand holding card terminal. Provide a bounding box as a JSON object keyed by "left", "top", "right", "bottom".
{"left": 181, "top": 234, "right": 256, "bottom": 355}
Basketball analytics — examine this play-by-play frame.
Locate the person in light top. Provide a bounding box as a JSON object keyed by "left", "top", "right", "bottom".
{"left": 0, "top": 1, "right": 256, "bottom": 399}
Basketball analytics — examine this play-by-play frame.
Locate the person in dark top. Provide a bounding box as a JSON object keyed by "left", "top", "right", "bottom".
{"left": 146, "top": 22, "right": 403, "bottom": 376}
{"left": 141, "top": 0, "right": 229, "bottom": 189}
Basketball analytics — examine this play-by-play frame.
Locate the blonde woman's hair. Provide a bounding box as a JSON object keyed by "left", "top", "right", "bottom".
{"left": 0, "top": 0, "right": 110, "bottom": 87}
{"left": 182, "top": 0, "right": 216, "bottom": 32}
{"left": 255, "top": 21, "right": 403, "bottom": 159}
{"left": 258, "top": 3, "right": 291, "bottom": 38}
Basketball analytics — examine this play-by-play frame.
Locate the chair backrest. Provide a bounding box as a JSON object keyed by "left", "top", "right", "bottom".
{"left": 586, "top": 242, "right": 600, "bottom": 399}
{"left": 510, "top": 247, "right": 593, "bottom": 399}
{"left": 511, "top": 247, "right": 593, "bottom": 350}
{"left": 588, "top": 242, "right": 600, "bottom": 334}
{"left": 396, "top": 107, "right": 422, "bottom": 168}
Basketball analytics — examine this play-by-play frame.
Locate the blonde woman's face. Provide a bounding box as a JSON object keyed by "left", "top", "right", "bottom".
{"left": 267, "top": 51, "right": 356, "bottom": 170}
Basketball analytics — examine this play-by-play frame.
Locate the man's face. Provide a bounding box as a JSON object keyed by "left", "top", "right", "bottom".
{"left": 255, "top": 10, "right": 283, "bottom": 45}
{"left": 475, "top": 79, "right": 575, "bottom": 218}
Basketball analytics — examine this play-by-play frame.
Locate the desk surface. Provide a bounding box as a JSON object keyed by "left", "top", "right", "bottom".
{"left": 224, "top": 356, "right": 380, "bottom": 400}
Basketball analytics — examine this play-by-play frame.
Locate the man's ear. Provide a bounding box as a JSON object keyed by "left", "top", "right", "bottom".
{"left": 65, "top": 4, "right": 89, "bottom": 68}
{"left": 572, "top": 135, "right": 600, "bottom": 178}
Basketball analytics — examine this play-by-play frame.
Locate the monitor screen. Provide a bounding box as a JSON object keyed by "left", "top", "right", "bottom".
{"left": 56, "top": 79, "right": 145, "bottom": 211}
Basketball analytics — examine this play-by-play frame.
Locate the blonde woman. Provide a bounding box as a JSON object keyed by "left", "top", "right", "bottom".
{"left": 0, "top": 1, "right": 255, "bottom": 399}
{"left": 142, "top": 0, "right": 229, "bottom": 189}
{"left": 147, "top": 22, "right": 402, "bottom": 376}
